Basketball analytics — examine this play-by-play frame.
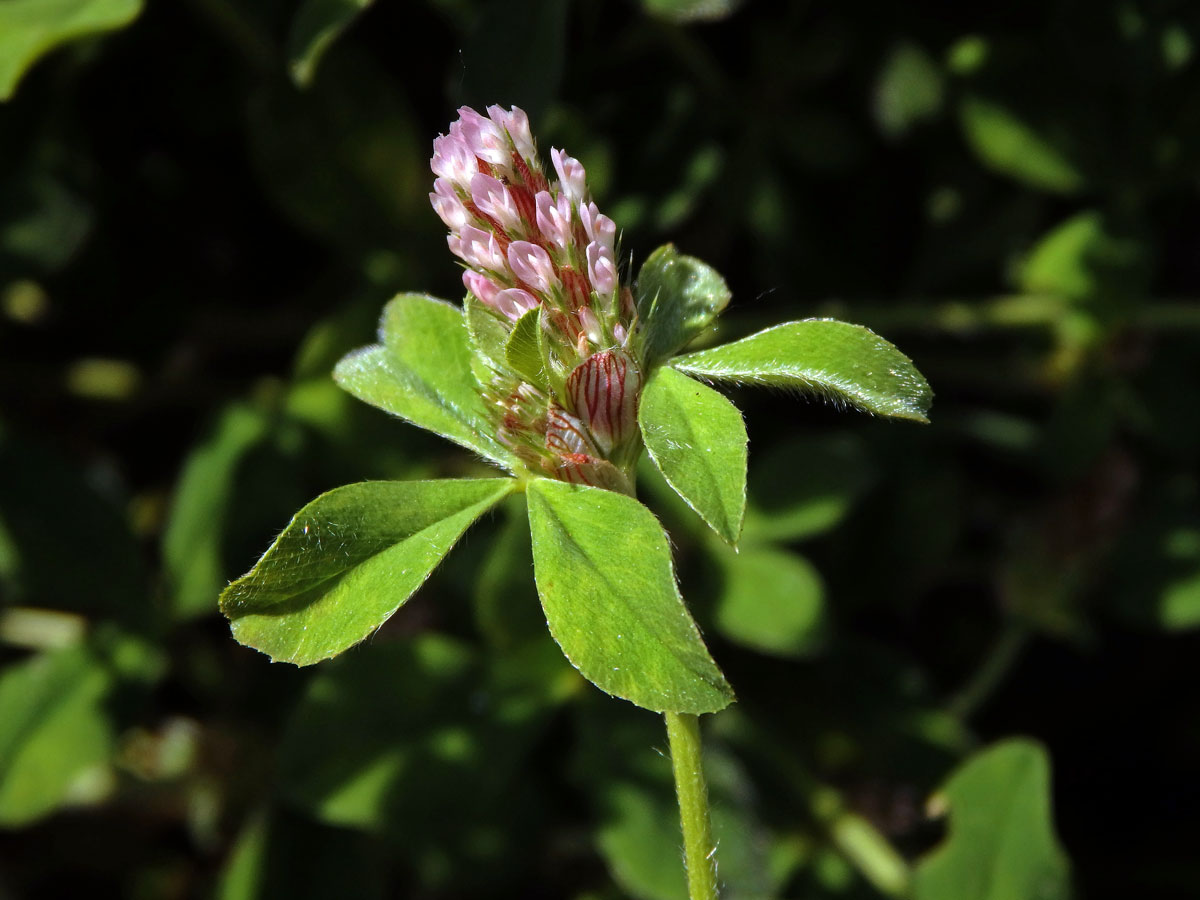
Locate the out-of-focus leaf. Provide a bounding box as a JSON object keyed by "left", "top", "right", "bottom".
{"left": 712, "top": 546, "right": 826, "bottom": 658}
{"left": 1157, "top": 527, "right": 1200, "bottom": 629}
{"left": 960, "top": 95, "right": 1085, "bottom": 194}
{"left": 163, "top": 404, "right": 271, "bottom": 620}
{"left": 215, "top": 809, "right": 385, "bottom": 900}
{"left": 0, "top": 644, "right": 114, "bottom": 826}
{"left": 220, "top": 478, "right": 514, "bottom": 665}
{"left": 287, "top": 0, "right": 374, "bottom": 88}
{"left": 639, "top": 366, "right": 747, "bottom": 544}
{"left": 526, "top": 479, "right": 734, "bottom": 714}
{"left": 0, "top": 173, "right": 93, "bottom": 271}
{"left": 0, "top": 0, "right": 142, "bottom": 101}
{"left": 642, "top": 0, "right": 742, "bottom": 24}
{"left": 874, "top": 41, "right": 945, "bottom": 138}
{"left": 334, "top": 293, "right": 518, "bottom": 469}
{"left": 247, "top": 50, "right": 424, "bottom": 256}
{"left": 635, "top": 244, "right": 732, "bottom": 366}
{"left": 0, "top": 424, "right": 145, "bottom": 626}
{"left": 1017, "top": 210, "right": 1148, "bottom": 301}
{"left": 914, "top": 739, "right": 1070, "bottom": 900}
{"left": 457, "top": 0, "right": 567, "bottom": 118}
{"left": 473, "top": 498, "right": 547, "bottom": 649}
{"left": 743, "top": 432, "right": 874, "bottom": 543}
{"left": 576, "top": 704, "right": 775, "bottom": 900}
{"left": 673, "top": 320, "right": 933, "bottom": 423}
{"left": 278, "top": 636, "right": 568, "bottom": 884}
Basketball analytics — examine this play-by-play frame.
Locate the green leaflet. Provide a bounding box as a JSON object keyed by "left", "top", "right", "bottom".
{"left": 639, "top": 366, "right": 747, "bottom": 544}
{"left": 525, "top": 479, "right": 734, "bottom": 714}
{"left": 0, "top": 0, "right": 143, "bottom": 101}
{"left": 914, "top": 739, "right": 1071, "bottom": 900}
{"left": 463, "top": 294, "right": 510, "bottom": 385}
{"left": 220, "top": 478, "right": 514, "bottom": 665}
{"left": 334, "top": 293, "right": 518, "bottom": 469}
{"left": 505, "top": 306, "right": 552, "bottom": 391}
{"left": 634, "top": 244, "right": 732, "bottom": 365}
{"left": 287, "top": 0, "right": 374, "bottom": 88}
{"left": 673, "top": 319, "right": 933, "bottom": 423}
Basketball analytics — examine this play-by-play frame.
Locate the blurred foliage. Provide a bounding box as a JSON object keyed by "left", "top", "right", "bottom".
{"left": 2, "top": 0, "right": 1200, "bottom": 897}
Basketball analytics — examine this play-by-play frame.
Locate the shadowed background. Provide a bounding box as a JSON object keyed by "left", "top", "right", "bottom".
{"left": 1, "top": 1, "right": 1199, "bottom": 897}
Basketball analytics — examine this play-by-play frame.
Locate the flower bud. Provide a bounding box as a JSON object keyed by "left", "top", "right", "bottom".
{"left": 456, "top": 107, "right": 509, "bottom": 167}
{"left": 431, "top": 133, "right": 477, "bottom": 188}
{"left": 451, "top": 224, "right": 507, "bottom": 272}
{"left": 462, "top": 269, "right": 500, "bottom": 306}
{"left": 430, "top": 178, "right": 469, "bottom": 231}
{"left": 471, "top": 173, "right": 523, "bottom": 233}
{"left": 586, "top": 241, "right": 617, "bottom": 295}
{"left": 535, "top": 190, "right": 573, "bottom": 251}
{"left": 550, "top": 148, "right": 587, "bottom": 205}
{"left": 566, "top": 349, "right": 641, "bottom": 455}
{"left": 492, "top": 288, "right": 539, "bottom": 320}
{"left": 545, "top": 403, "right": 600, "bottom": 457}
{"left": 487, "top": 105, "right": 536, "bottom": 164}
{"left": 507, "top": 240, "right": 559, "bottom": 293}
{"left": 580, "top": 202, "right": 616, "bottom": 252}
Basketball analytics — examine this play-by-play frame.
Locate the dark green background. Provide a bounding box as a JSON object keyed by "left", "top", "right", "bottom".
{"left": 1, "top": 1, "right": 1199, "bottom": 897}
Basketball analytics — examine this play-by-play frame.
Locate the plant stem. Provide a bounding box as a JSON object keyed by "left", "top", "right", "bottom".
{"left": 948, "top": 621, "right": 1030, "bottom": 721}
{"left": 666, "top": 711, "right": 720, "bottom": 900}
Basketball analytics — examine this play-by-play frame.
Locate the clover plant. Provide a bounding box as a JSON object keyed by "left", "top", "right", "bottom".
{"left": 219, "top": 105, "right": 932, "bottom": 899}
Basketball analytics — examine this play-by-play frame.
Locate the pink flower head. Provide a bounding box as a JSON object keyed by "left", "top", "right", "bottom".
{"left": 470, "top": 173, "right": 523, "bottom": 232}
{"left": 457, "top": 106, "right": 509, "bottom": 167}
{"left": 507, "top": 240, "right": 559, "bottom": 293}
{"left": 450, "top": 224, "right": 507, "bottom": 272}
{"left": 430, "top": 178, "right": 469, "bottom": 231}
{"left": 487, "top": 105, "right": 535, "bottom": 164}
{"left": 534, "top": 190, "right": 573, "bottom": 251}
{"left": 586, "top": 241, "right": 617, "bottom": 295}
{"left": 431, "top": 132, "right": 478, "bottom": 188}
{"left": 551, "top": 148, "right": 587, "bottom": 205}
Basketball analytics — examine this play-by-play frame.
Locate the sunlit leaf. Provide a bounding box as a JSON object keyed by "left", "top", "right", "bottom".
{"left": 0, "top": 0, "right": 142, "bottom": 101}
{"left": 673, "top": 319, "right": 933, "bottom": 423}
{"left": 635, "top": 244, "right": 732, "bottom": 365}
{"left": 335, "top": 293, "right": 518, "bottom": 469}
{"left": 915, "top": 739, "right": 1071, "bottom": 900}
{"left": 220, "top": 478, "right": 514, "bottom": 665}
{"left": 639, "top": 365, "right": 747, "bottom": 544}
{"left": 526, "top": 479, "right": 734, "bottom": 714}
{"left": 287, "top": 0, "right": 374, "bottom": 88}
{"left": 743, "top": 432, "right": 874, "bottom": 543}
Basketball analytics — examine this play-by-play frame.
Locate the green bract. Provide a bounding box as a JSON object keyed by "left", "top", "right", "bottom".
{"left": 220, "top": 242, "right": 931, "bottom": 714}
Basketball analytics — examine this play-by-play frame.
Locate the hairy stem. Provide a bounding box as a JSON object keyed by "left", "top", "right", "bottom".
{"left": 666, "top": 711, "right": 719, "bottom": 900}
